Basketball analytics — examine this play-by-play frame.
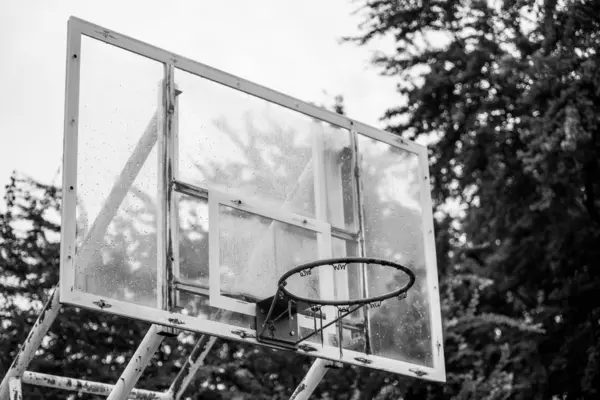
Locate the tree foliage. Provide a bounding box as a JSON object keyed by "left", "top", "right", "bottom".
{"left": 3, "top": 1, "right": 600, "bottom": 398}
{"left": 350, "top": 0, "right": 600, "bottom": 398}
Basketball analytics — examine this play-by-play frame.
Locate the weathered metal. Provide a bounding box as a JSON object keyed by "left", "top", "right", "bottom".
{"left": 289, "top": 359, "right": 331, "bottom": 400}
{"left": 0, "top": 286, "right": 61, "bottom": 400}
{"left": 168, "top": 335, "right": 218, "bottom": 400}
{"left": 21, "top": 372, "right": 171, "bottom": 400}
{"left": 106, "top": 325, "right": 166, "bottom": 400}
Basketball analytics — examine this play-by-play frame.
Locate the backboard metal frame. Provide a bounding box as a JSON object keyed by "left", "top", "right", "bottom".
{"left": 59, "top": 16, "right": 445, "bottom": 382}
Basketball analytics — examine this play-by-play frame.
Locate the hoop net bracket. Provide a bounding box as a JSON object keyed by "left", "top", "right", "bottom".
{"left": 254, "top": 257, "right": 415, "bottom": 356}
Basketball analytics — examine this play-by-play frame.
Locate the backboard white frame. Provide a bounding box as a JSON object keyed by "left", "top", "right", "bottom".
{"left": 206, "top": 186, "right": 333, "bottom": 317}
{"left": 60, "top": 16, "right": 445, "bottom": 382}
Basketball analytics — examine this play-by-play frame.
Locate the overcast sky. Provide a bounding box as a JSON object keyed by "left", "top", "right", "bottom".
{"left": 0, "top": 0, "right": 402, "bottom": 191}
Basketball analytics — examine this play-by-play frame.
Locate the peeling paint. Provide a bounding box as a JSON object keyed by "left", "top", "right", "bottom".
{"left": 167, "top": 318, "right": 185, "bottom": 325}
{"left": 169, "top": 335, "right": 217, "bottom": 399}
{"left": 21, "top": 371, "right": 168, "bottom": 399}
{"left": 354, "top": 357, "right": 372, "bottom": 364}
{"left": 289, "top": 383, "right": 306, "bottom": 400}
{"left": 0, "top": 287, "right": 61, "bottom": 397}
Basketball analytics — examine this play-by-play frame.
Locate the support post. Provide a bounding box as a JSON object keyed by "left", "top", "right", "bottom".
{"left": 21, "top": 372, "right": 171, "bottom": 400}
{"left": 8, "top": 378, "right": 22, "bottom": 400}
{"left": 289, "top": 359, "right": 331, "bottom": 400}
{"left": 0, "top": 286, "right": 61, "bottom": 400}
{"left": 168, "top": 335, "right": 218, "bottom": 400}
{"left": 106, "top": 325, "right": 166, "bottom": 400}
{"left": 157, "top": 65, "right": 177, "bottom": 316}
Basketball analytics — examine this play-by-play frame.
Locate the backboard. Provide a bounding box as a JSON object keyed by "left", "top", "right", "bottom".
{"left": 60, "top": 17, "right": 445, "bottom": 381}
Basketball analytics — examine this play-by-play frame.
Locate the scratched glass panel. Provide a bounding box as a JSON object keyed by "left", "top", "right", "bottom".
{"left": 74, "top": 36, "right": 162, "bottom": 307}
{"left": 177, "top": 193, "right": 209, "bottom": 286}
{"left": 218, "top": 205, "right": 320, "bottom": 302}
{"left": 358, "top": 135, "right": 433, "bottom": 367}
{"left": 176, "top": 68, "right": 319, "bottom": 218}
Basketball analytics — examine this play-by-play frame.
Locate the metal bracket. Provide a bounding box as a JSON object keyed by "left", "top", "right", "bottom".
{"left": 255, "top": 295, "right": 302, "bottom": 348}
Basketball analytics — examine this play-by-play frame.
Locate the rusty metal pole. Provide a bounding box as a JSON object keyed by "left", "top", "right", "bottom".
{"left": 289, "top": 359, "right": 332, "bottom": 400}
{"left": 0, "top": 286, "right": 61, "bottom": 400}
{"left": 105, "top": 325, "right": 166, "bottom": 400}
{"left": 168, "top": 335, "right": 218, "bottom": 399}
{"left": 22, "top": 372, "right": 171, "bottom": 399}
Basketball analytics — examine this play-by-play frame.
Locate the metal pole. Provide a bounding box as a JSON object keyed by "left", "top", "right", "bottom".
{"left": 8, "top": 378, "right": 22, "bottom": 400}
{"left": 0, "top": 286, "right": 61, "bottom": 400}
{"left": 350, "top": 129, "right": 372, "bottom": 354}
{"left": 22, "top": 372, "right": 171, "bottom": 400}
{"left": 289, "top": 359, "right": 331, "bottom": 400}
{"left": 106, "top": 325, "right": 166, "bottom": 400}
{"left": 168, "top": 335, "right": 218, "bottom": 400}
{"left": 156, "top": 65, "right": 177, "bottom": 315}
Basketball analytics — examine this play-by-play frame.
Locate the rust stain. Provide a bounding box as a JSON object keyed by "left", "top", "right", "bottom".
{"left": 168, "top": 317, "right": 185, "bottom": 325}
{"left": 354, "top": 357, "right": 372, "bottom": 364}
{"left": 290, "top": 383, "right": 306, "bottom": 400}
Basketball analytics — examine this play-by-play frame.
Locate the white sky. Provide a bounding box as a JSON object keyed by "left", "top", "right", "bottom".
{"left": 0, "top": 0, "right": 402, "bottom": 191}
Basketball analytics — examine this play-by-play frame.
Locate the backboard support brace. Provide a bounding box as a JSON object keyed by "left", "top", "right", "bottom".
{"left": 0, "top": 286, "right": 337, "bottom": 400}
{"left": 0, "top": 31, "right": 334, "bottom": 399}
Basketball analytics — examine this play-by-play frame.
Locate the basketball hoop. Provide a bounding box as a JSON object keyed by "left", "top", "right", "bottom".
{"left": 255, "top": 257, "right": 416, "bottom": 356}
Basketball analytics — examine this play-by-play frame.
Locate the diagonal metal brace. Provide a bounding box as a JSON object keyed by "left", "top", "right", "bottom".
{"left": 289, "top": 359, "right": 334, "bottom": 400}
{"left": 168, "top": 334, "right": 219, "bottom": 400}
{"left": 106, "top": 325, "right": 166, "bottom": 400}
{"left": 0, "top": 286, "right": 61, "bottom": 400}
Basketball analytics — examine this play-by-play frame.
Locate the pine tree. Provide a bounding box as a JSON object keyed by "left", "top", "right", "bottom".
{"left": 350, "top": 0, "right": 600, "bottom": 398}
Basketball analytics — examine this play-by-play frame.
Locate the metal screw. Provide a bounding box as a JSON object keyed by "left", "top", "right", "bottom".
{"left": 289, "top": 331, "right": 296, "bottom": 336}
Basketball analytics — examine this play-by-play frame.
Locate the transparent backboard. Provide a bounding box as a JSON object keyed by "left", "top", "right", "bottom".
{"left": 60, "top": 17, "right": 445, "bottom": 381}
